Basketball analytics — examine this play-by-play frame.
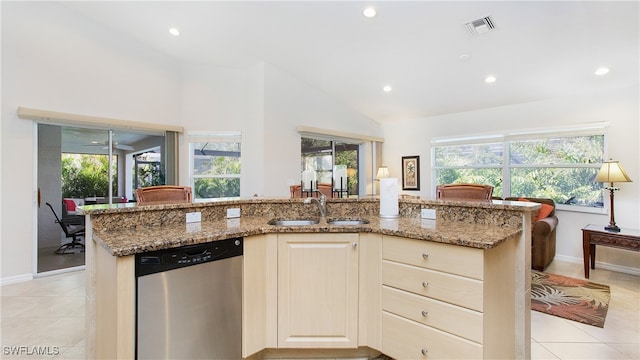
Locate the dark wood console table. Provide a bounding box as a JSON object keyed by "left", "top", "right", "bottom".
{"left": 582, "top": 224, "right": 640, "bottom": 278}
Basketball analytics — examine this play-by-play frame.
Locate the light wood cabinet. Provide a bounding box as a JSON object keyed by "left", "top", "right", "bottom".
{"left": 242, "top": 234, "right": 278, "bottom": 358}
{"left": 357, "top": 233, "right": 382, "bottom": 350}
{"left": 89, "top": 232, "right": 517, "bottom": 360}
{"left": 382, "top": 260, "right": 483, "bottom": 311}
{"left": 383, "top": 311, "right": 482, "bottom": 359}
{"left": 382, "top": 285, "right": 483, "bottom": 343}
{"left": 382, "top": 234, "right": 484, "bottom": 280}
{"left": 381, "top": 235, "right": 516, "bottom": 359}
{"left": 277, "top": 233, "right": 359, "bottom": 348}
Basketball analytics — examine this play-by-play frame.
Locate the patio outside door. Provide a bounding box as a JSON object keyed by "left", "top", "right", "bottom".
{"left": 36, "top": 124, "right": 168, "bottom": 274}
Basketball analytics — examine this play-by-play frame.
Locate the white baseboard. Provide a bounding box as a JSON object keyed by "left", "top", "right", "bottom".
{"left": 0, "top": 273, "right": 34, "bottom": 286}
{"left": 2, "top": 266, "right": 85, "bottom": 286}
{"left": 35, "top": 265, "right": 85, "bottom": 278}
{"left": 554, "top": 255, "right": 640, "bottom": 277}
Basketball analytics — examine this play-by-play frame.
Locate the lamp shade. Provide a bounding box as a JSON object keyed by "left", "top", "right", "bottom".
{"left": 595, "top": 161, "right": 632, "bottom": 183}
{"left": 376, "top": 166, "right": 390, "bottom": 179}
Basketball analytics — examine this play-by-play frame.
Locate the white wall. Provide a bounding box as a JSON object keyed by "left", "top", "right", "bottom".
{"left": 262, "top": 63, "right": 381, "bottom": 196}
{"left": 381, "top": 86, "right": 640, "bottom": 274}
{"left": 7, "top": 1, "right": 631, "bottom": 281}
{"left": 1, "top": 3, "right": 381, "bottom": 281}
{"left": 1, "top": 2, "right": 182, "bottom": 281}
{"left": 178, "top": 62, "right": 255, "bottom": 194}
{"left": 179, "top": 61, "right": 382, "bottom": 198}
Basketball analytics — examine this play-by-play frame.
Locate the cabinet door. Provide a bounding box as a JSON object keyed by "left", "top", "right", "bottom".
{"left": 243, "top": 234, "right": 278, "bottom": 358}
{"left": 278, "top": 233, "right": 359, "bottom": 348}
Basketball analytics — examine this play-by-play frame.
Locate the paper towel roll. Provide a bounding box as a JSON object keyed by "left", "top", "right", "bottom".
{"left": 379, "top": 178, "right": 399, "bottom": 218}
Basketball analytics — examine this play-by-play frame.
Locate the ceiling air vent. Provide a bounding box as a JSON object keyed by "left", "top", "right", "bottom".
{"left": 465, "top": 16, "right": 496, "bottom": 36}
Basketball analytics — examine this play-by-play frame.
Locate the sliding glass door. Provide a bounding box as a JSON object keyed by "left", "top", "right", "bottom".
{"left": 37, "top": 124, "right": 169, "bottom": 274}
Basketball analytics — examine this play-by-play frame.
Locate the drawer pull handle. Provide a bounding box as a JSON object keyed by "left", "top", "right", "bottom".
{"left": 421, "top": 348, "right": 428, "bottom": 356}
{"left": 422, "top": 281, "right": 429, "bottom": 288}
{"left": 422, "top": 253, "right": 429, "bottom": 259}
{"left": 352, "top": 242, "right": 358, "bottom": 248}
{"left": 422, "top": 310, "right": 429, "bottom": 317}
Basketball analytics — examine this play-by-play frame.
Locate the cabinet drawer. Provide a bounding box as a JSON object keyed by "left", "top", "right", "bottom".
{"left": 383, "top": 260, "right": 483, "bottom": 311}
{"left": 382, "top": 312, "right": 482, "bottom": 360}
{"left": 383, "top": 236, "right": 483, "bottom": 280}
{"left": 382, "top": 286, "right": 483, "bottom": 343}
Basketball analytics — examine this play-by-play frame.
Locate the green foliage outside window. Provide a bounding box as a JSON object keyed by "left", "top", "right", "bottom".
{"left": 61, "top": 154, "right": 117, "bottom": 198}
{"left": 135, "top": 163, "right": 164, "bottom": 188}
{"left": 134, "top": 152, "right": 164, "bottom": 189}
{"left": 194, "top": 178, "right": 240, "bottom": 198}
{"left": 437, "top": 168, "right": 503, "bottom": 197}
{"left": 301, "top": 138, "right": 359, "bottom": 196}
{"left": 434, "top": 135, "right": 604, "bottom": 207}
{"left": 192, "top": 141, "right": 241, "bottom": 199}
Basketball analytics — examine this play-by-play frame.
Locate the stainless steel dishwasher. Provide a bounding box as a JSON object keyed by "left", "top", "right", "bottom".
{"left": 135, "top": 237, "right": 243, "bottom": 359}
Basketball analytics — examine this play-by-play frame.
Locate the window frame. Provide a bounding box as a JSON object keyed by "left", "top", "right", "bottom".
{"left": 188, "top": 132, "right": 242, "bottom": 201}
{"left": 133, "top": 150, "right": 163, "bottom": 189}
{"left": 301, "top": 136, "right": 361, "bottom": 197}
{"left": 431, "top": 124, "right": 608, "bottom": 213}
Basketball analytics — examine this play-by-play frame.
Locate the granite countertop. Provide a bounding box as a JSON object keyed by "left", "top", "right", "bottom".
{"left": 93, "top": 214, "right": 523, "bottom": 257}
{"left": 78, "top": 196, "right": 540, "bottom": 215}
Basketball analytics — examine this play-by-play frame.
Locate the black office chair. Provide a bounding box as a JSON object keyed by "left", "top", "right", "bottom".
{"left": 45, "top": 202, "right": 85, "bottom": 254}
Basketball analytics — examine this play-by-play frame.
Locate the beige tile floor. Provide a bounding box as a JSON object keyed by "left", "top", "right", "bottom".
{"left": 531, "top": 261, "right": 640, "bottom": 360}
{"left": 37, "top": 246, "right": 85, "bottom": 274}
{"left": 1, "top": 260, "right": 638, "bottom": 359}
{"left": 1, "top": 270, "right": 85, "bottom": 359}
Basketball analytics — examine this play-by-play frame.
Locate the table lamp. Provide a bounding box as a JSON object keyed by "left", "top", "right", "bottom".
{"left": 595, "top": 160, "right": 632, "bottom": 232}
{"left": 376, "top": 166, "right": 389, "bottom": 180}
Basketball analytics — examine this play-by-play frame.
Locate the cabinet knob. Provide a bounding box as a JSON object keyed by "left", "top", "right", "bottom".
{"left": 421, "top": 348, "right": 428, "bottom": 356}
{"left": 422, "top": 310, "right": 429, "bottom": 317}
{"left": 422, "top": 253, "right": 429, "bottom": 259}
{"left": 352, "top": 242, "right": 358, "bottom": 248}
{"left": 422, "top": 281, "right": 429, "bottom": 288}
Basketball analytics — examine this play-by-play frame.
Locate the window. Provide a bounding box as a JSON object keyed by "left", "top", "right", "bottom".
{"left": 433, "top": 126, "right": 606, "bottom": 209}
{"left": 133, "top": 151, "right": 163, "bottom": 188}
{"left": 434, "top": 142, "right": 504, "bottom": 196}
{"left": 189, "top": 133, "right": 241, "bottom": 200}
{"left": 301, "top": 137, "right": 359, "bottom": 196}
{"left": 62, "top": 153, "right": 117, "bottom": 197}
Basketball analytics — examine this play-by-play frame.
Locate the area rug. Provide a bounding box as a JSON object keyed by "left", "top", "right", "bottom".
{"left": 531, "top": 270, "right": 610, "bottom": 328}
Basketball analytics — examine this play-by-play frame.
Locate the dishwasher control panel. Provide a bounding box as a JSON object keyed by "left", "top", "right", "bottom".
{"left": 166, "top": 249, "right": 213, "bottom": 265}
{"left": 135, "top": 237, "right": 243, "bottom": 277}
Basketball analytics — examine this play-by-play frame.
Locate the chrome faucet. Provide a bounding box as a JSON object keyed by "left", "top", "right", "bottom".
{"left": 304, "top": 193, "right": 326, "bottom": 217}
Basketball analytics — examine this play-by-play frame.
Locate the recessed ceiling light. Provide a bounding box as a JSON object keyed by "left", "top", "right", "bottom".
{"left": 363, "top": 7, "right": 376, "bottom": 18}
{"left": 484, "top": 75, "right": 497, "bottom": 83}
{"left": 169, "top": 27, "right": 180, "bottom": 36}
{"left": 594, "top": 67, "right": 610, "bottom": 76}
{"left": 383, "top": 85, "right": 392, "bottom": 92}
{"left": 459, "top": 54, "right": 471, "bottom": 62}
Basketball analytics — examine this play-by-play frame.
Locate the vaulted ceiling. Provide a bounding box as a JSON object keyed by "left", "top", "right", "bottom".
{"left": 61, "top": 1, "right": 639, "bottom": 123}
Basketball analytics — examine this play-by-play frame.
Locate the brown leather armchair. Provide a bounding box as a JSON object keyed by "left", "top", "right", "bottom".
{"left": 505, "top": 197, "right": 558, "bottom": 271}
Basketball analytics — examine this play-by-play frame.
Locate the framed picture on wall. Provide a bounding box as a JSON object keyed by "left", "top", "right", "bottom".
{"left": 401, "top": 156, "right": 420, "bottom": 190}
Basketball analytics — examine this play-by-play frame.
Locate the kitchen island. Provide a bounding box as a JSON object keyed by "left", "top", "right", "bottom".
{"left": 81, "top": 197, "right": 539, "bottom": 359}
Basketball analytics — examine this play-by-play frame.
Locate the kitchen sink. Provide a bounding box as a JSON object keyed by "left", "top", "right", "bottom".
{"left": 268, "top": 219, "right": 319, "bottom": 226}
{"left": 327, "top": 219, "right": 370, "bottom": 225}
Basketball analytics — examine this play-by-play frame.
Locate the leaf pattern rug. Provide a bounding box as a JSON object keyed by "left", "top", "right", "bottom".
{"left": 531, "top": 270, "right": 610, "bottom": 328}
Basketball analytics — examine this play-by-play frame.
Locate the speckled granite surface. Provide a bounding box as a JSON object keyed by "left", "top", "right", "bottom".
{"left": 81, "top": 197, "right": 539, "bottom": 256}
